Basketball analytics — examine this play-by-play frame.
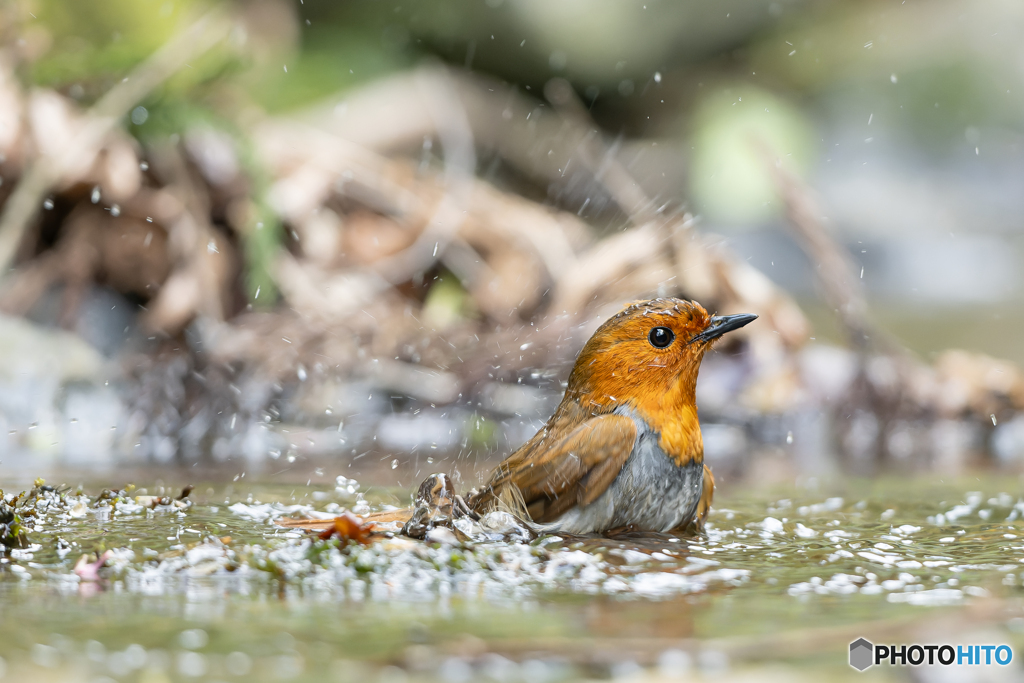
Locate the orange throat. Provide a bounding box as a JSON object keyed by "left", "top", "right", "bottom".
{"left": 655, "top": 403, "right": 704, "bottom": 467}
{"left": 623, "top": 368, "right": 704, "bottom": 468}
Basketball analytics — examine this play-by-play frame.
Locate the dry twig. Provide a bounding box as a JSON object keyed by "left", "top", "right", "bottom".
{"left": 0, "top": 8, "right": 233, "bottom": 274}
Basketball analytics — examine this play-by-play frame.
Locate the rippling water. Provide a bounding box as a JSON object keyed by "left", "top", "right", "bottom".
{"left": 2, "top": 474, "right": 1023, "bottom": 681}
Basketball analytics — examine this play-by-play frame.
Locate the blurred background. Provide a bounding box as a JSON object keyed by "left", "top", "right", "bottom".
{"left": 1, "top": 0, "right": 1023, "bottom": 485}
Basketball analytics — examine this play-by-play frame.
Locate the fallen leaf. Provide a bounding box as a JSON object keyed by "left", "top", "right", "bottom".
{"left": 317, "top": 512, "right": 376, "bottom": 545}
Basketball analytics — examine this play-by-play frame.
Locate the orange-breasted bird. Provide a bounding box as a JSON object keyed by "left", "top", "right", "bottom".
{"left": 281, "top": 298, "right": 755, "bottom": 537}
{"left": 466, "top": 298, "right": 756, "bottom": 534}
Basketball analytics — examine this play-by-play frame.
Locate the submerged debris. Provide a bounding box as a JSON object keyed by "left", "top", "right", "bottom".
{"left": 135, "top": 484, "right": 194, "bottom": 510}
{"left": 401, "top": 472, "right": 483, "bottom": 539}
{"left": 73, "top": 550, "right": 111, "bottom": 582}
{"left": 0, "top": 493, "right": 29, "bottom": 550}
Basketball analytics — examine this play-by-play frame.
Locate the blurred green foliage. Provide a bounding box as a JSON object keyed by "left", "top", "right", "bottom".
{"left": 422, "top": 271, "right": 475, "bottom": 331}
{"left": 29, "top": 0, "right": 200, "bottom": 87}
{"left": 466, "top": 413, "right": 497, "bottom": 449}
{"left": 689, "top": 84, "right": 814, "bottom": 225}
{"left": 246, "top": 26, "right": 410, "bottom": 114}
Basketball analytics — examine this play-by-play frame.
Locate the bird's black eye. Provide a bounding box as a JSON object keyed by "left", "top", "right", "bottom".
{"left": 648, "top": 326, "right": 675, "bottom": 348}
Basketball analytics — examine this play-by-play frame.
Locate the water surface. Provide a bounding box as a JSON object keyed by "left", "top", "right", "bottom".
{"left": 2, "top": 474, "right": 1023, "bottom": 681}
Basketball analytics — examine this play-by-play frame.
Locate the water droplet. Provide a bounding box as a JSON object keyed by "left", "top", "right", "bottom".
{"left": 391, "top": 459, "right": 399, "bottom": 470}
{"left": 91, "top": 186, "right": 101, "bottom": 203}
{"left": 42, "top": 199, "right": 53, "bottom": 210}
{"left": 786, "top": 431, "right": 794, "bottom": 444}
{"left": 130, "top": 106, "right": 148, "bottom": 125}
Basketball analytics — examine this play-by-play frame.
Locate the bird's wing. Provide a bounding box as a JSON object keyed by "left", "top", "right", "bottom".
{"left": 482, "top": 413, "right": 637, "bottom": 523}
{"left": 695, "top": 463, "right": 715, "bottom": 530}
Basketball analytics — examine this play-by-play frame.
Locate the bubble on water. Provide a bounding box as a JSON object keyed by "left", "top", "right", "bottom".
{"left": 107, "top": 650, "right": 132, "bottom": 677}
{"left": 335, "top": 475, "right": 360, "bottom": 495}
{"left": 226, "top": 651, "right": 252, "bottom": 676}
{"left": 177, "top": 651, "right": 206, "bottom": 677}
{"left": 438, "top": 658, "right": 473, "bottom": 682}
{"left": 31, "top": 643, "right": 59, "bottom": 668}
{"left": 178, "top": 629, "right": 208, "bottom": 650}
{"left": 123, "top": 644, "right": 147, "bottom": 670}
{"left": 274, "top": 654, "right": 304, "bottom": 678}
{"left": 86, "top": 640, "right": 106, "bottom": 662}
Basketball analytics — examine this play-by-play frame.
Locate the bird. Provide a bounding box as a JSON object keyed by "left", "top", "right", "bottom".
{"left": 465, "top": 298, "right": 756, "bottom": 534}
{"left": 279, "top": 298, "right": 756, "bottom": 538}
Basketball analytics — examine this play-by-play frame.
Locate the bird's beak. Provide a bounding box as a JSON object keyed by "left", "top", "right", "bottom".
{"left": 690, "top": 313, "right": 758, "bottom": 345}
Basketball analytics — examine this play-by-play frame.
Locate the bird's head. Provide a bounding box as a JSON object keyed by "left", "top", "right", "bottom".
{"left": 565, "top": 298, "right": 757, "bottom": 423}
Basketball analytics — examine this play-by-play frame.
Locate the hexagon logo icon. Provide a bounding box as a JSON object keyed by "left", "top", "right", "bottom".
{"left": 849, "top": 638, "right": 874, "bottom": 671}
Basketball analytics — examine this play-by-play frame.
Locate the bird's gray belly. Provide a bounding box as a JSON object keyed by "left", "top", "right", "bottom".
{"left": 547, "top": 413, "right": 703, "bottom": 534}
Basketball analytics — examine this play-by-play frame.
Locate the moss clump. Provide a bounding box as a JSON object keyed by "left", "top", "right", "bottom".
{"left": 0, "top": 492, "right": 29, "bottom": 551}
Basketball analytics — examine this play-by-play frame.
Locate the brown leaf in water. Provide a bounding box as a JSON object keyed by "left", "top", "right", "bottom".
{"left": 317, "top": 512, "right": 376, "bottom": 545}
